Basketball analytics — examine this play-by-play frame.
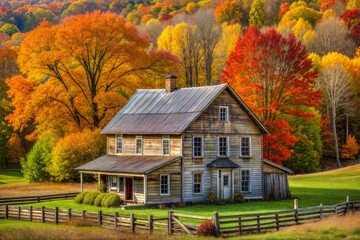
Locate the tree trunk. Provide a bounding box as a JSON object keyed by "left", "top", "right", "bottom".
{"left": 332, "top": 107, "right": 341, "bottom": 168}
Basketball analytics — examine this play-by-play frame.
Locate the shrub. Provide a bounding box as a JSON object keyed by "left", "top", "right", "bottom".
{"left": 83, "top": 192, "right": 100, "bottom": 205}
{"left": 234, "top": 192, "right": 245, "bottom": 203}
{"left": 74, "top": 192, "right": 89, "bottom": 204}
{"left": 207, "top": 189, "right": 217, "bottom": 204}
{"left": 102, "top": 193, "right": 122, "bottom": 208}
{"left": 196, "top": 221, "right": 216, "bottom": 236}
{"left": 94, "top": 193, "right": 107, "bottom": 207}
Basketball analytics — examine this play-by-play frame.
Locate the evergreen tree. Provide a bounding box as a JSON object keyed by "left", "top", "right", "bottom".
{"left": 249, "top": 0, "right": 265, "bottom": 28}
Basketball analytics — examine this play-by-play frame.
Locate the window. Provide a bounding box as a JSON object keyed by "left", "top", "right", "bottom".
{"left": 160, "top": 174, "right": 170, "bottom": 195}
{"left": 219, "top": 106, "right": 228, "bottom": 122}
{"left": 136, "top": 136, "right": 142, "bottom": 155}
{"left": 193, "top": 137, "right": 203, "bottom": 157}
{"left": 110, "top": 176, "right": 118, "bottom": 191}
{"left": 116, "top": 135, "right": 123, "bottom": 154}
{"left": 119, "top": 177, "right": 124, "bottom": 193}
{"left": 193, "top": 173, "right": 202, "bottom": 194}
{"left": 162, "top": 135, "right": 170, "bottom": 155}
{"left": 240, "top": 169, "right": 251, "bottom": 192}
{"left": 223, "top": 175, "right": 229, "bottom": 186}
{"left": 240, "top": 137, "right": 252, "bottom": 157}
{"left": 218, "top": 137, "right": 229, "bottom": 157}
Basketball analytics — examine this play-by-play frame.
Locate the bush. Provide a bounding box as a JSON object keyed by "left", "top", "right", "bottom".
{"left": 74, "top": 192, "right": 89, "bottom": 204}
{"left": 83, "top": 192, "right": 100, "bottom": 205}
{"left": 102, "top": 193, "right": 122, "bottom": 208}
{"left": 94, "top": 193, "right": 107, "bottom": 207}
{"left": 234, "top": 192, "right": 245, "bottom": 203}
{"left": 207, "top": 189, "right": 217, "bottom": 204}
{"left": 196, "top": 221, "right": 216, "bottom": 236}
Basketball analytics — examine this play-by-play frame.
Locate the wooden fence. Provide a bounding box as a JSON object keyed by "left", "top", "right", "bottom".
{"left": 0, "top": 197, "right": 359, "bottom": 237}
{"left": 0, "top": 192, "right": 79, "bottom": 205}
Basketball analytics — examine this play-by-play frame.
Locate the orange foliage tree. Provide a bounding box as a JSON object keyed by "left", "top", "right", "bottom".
{"left": 214, "top": 0, "right": 242, "bottom": 24}
{"left": 221, "top": 26, "right": 321, "bottom": 164}
{"left": 7, "top": 11, "right": 176, "bottom": 136}
{"left": 340, "top": 134, "right": 360, "bottom": 159}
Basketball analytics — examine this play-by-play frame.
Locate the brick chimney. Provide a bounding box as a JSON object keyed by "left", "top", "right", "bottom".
{"left": 165, "top": 74, "right": 177, "bottom": 93}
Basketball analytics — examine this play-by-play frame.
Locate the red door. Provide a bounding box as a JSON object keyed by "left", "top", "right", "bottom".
{"left": 125, "top": 178, "right": 133, "bottom": 200}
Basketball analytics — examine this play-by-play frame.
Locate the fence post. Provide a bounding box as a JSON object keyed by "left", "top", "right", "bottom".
{"left": 257, "top": 215, "right": 260, "bottom": 233}
{"left": 37, "top": 196, "right": 40, "bottom": 203}
{"left": 275, "top": 214, "right": 279, "bottom": 231}
{"left": 18, "top": 206, "right": 21, "bottom": 220}
{"left": 55, "top": 207, "right": 59, "bottom": 224}
{"left": 114, "top": 212, "right": 118, "bottom": 229}
{"left": 68, "top": 208, "right": 72, "bottom": 220}
{"left": 98, "top": 211, "right": 102, "bottom": 227}
{"left": 213, "top": 211, "right": 220, "bottom": 237}
{"left": 238, "top": 217, "right": 242, "bottom": 235}
{"left": 294, "top": 199, "right": 299, "bottom": 224}
{"left": 41, "top": 206, "right": 45, "bottom": 223}
{"left": 30, "top": 206, "right": 33, "bottom": 222}
{"left": 319, "top": 203, "right": 323, "bottom": 219}
{"left": 346, "top": 196, "right": 350, "bottom": 215}
{"left": 82, "top": 210, "right": 86, "bottom": 220}
{"left": 5, "top": 205, "right": 8, "bottom": 219}
{"left": 168, "top": 211, "right": 174, "bottom": 235}
{"left": 130, "top": 214, "right": 135, "bottom": 233}
{"left": 148, "top": 215, "right": 153, "bottom": 235}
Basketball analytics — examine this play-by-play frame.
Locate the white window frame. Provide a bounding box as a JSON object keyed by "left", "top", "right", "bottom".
{"left": 135, "top": 136, "right": 143, "bottom": 155}
{"left": 218, "top": 136, "right": 229, "bottom": 157}
{"left": 192, "top": 172, "right": 203, "bottom": 194}
{"left": 240, "top": 169, "right": 251, "bottom": 193}
{"left": 240, "top": 137, "right": 252, "bottom": 158}
{"left": 160, "top": 174, "right": 170, "bottom": 196}
{"left": 193, "top": 136, "right": 204, "bottom": 158}
{"left": 110, "top": 175, "right": 118, "bottom": 191}
{"left": 162, "top": 135, "right": 170, "bottom": 156}
{"left": 219, "top": 106, "right": 229, "bottom": 122}
{"left": 115, "top": 134, "right": 123, "bottom": 155}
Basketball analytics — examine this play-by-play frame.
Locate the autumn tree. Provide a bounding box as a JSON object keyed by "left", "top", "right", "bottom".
{"left": 340, "top": 134, "right": 360, "bottom": 159}
{"left": 214, "top": 0, "right": 242, "bottom": 24}
{"left": 221, "top": 26, "right": 321, "bottom": 164}
{"left": 342, "top": 9, "right": 360, "bottom": 47}
{"left": 249, "top": 0, "right": 264, "bottom": 28}
{"left": 8, "top": 12, "right": 175, "bottom": 137}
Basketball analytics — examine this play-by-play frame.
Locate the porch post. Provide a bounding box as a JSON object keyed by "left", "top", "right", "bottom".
{"left": 144, "top": 175, "right": 147, "bottom": 204}
{"left": 232, "top": 169, "right": 235, "bottom": 201}
{"left": 98, "top": 173, "right": 101, "bottom": 189}
{"left": 80, "top": 172, "right": 83, "bottom": 192}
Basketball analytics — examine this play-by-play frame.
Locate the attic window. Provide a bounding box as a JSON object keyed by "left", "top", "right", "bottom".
{"left": 219, "top": 106, "right": 228, "bottom": 122}
{"left": 136, "top": 136, "right": 143, "bottom": 155}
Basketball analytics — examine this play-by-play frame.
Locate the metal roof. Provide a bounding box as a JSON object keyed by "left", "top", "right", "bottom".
{"left": 101, "top": 84, "right": 269, "bottom": 134}
{"left": 75, "top": 155, "right": 181, "bottom": 174}
{"left": 207, "top": 158, "right": 240, "bottom": 168}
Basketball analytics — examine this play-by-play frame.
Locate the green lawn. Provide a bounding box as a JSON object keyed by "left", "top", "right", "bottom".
{"left": 21, "top": 164, "right": 360, "bottom": 218}
{"left": 0, "top": 170, "right": 25, "bottom": 184}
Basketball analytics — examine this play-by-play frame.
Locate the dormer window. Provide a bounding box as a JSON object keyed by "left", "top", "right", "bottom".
{"left": 135, "top": 136, "right": 143, "bottom": 155}
{"left": 219, "top": 106, "right": 228, "bottom": 122}
{"left": 115, "top": 134, "right": 123, "bottom": 155}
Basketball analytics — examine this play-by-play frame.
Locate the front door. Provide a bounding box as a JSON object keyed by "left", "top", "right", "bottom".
{"left": 221, "top": 171, "right": 231, "bottom": 200}
{"left": 125, "top": 178, "right": 133, "bottom": 200}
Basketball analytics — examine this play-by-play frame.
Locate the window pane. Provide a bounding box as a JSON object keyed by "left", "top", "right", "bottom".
{"left": 111, "top": 176, "right": 117, "bottom": 189}
{"left": 223, "top": 175, "right": 229, "bottom": 186}
{"left": 241, "top": 137, "right": 250, "bottom": 157}
{"left": 193, "top": 137, "right": 203, "bottom": 157}
{"left": 219, "top": 137, "right": 228, "bottom": 156}
{"left": 116, "top": 135, "right": 122, "bottom": 154}
{"left": 163, "top": 137, "right": 170, "bottom": 155}
{"left": 160, "top": 175, "right": 169, "bottom": 194}
{"left": 119, "top": 177, "right": 124, "bottom": 192}
{"left": 241, "top": 170, "right": 250, "bottom": 192}
{"left": 136, "top": 138, "right": 142, "bottom": 154}
{"left": 193, "top": 173, "right": 202, "bottom": 193}
{"left": 219, "top": 107, "right": 228, "bottom": 122}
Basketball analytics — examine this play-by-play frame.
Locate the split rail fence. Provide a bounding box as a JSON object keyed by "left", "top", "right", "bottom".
{"left": 0, "top": 192, "right": 79, "bottom": 205}
{"left": 0, "top": 197, "right": 359, "bottom": 237}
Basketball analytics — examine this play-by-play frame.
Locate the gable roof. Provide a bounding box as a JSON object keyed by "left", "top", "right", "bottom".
{"left": 263, "top": 159, "right": 294, "bottom": 175}
{"left": 75, "top": 155, "right": 181, "bottom": 175}
{"left": 101, "top": 84, "right": 269, "bottom": 135}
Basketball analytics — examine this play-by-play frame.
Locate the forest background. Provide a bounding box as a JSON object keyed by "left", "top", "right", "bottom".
{"left": 0, "top": 0, "right": 359, "bottom": 182}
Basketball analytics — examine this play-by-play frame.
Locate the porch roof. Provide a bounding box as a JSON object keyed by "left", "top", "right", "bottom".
{"left": 207, "top": 158, "right": 240, "bottom": 168}
{"left": 75, "top": 155, "right": 181, "bottom": 175}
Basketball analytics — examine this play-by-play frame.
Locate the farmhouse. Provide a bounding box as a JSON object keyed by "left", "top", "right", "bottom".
{"left": 76, "top": 75, "right": 292, "bottom": 204}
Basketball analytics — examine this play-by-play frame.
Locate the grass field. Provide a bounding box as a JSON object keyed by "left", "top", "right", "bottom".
{"left": 0, "top": 170, "right": 25, "bottom": 184}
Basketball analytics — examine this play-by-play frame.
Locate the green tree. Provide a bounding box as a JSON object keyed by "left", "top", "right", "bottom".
{"left": 249, "top": 0, "right": 264, "bottom": 28}
{"left": 0, "top": 23, "right": 19, "bottom": 36}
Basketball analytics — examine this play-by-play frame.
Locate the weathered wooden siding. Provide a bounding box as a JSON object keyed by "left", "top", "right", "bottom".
{"left": 146, "top": 160, "right": 181, "bottom": 204}
{"left": 106, "top": 135, "right": 181, "bottom": 156}
{"left": 183, "top": 89, "right": 264, "bottom": 203}
{"left": 263, "top": 173, "right": 290, "bottom": 200}
{"left": 134, "top": 177, "right": 144, "bottom": 204}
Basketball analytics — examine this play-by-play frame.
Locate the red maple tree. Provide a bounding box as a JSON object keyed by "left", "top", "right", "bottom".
{"left": 221, "top": 26, "right": 321, "bottom": 164}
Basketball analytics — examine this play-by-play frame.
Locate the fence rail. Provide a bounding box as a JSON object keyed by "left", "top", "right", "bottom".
{"left": 0, "top": 197, "right": 359, "bottom": 237}
{"left": 0, "top": 192, "right": 79, "bottom": 205}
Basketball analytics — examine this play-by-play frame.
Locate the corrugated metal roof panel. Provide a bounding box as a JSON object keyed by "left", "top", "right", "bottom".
{"left": 75, "top": 155, "right": 181, "bottom": 174}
